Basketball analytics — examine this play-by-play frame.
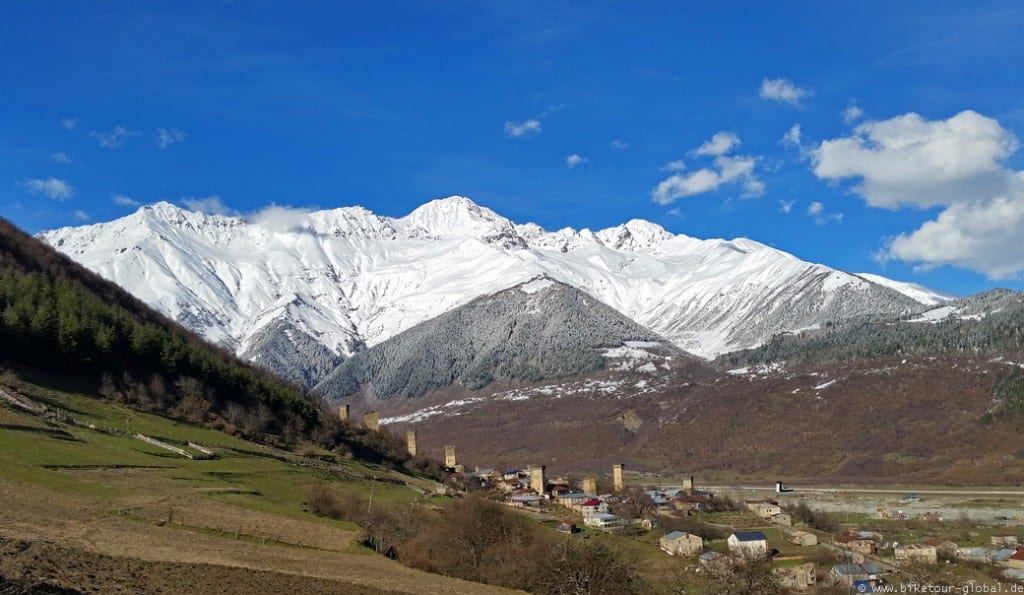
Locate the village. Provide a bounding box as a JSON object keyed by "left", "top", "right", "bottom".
{"left": 349, "top": 406, "right": 1024, "bottom": 591}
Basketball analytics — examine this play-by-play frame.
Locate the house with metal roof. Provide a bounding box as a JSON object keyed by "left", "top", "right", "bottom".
{"left": 727, "top": 530, "right": 768, "bottom": 558}
{"left": 829, "top": 562, "right": 883, "bottom": 587}
{"left": 659, "top": 531, "right": 703, "bottom": 556}
{"left": 583, "top": 512, "right": 624, "bottom": 531}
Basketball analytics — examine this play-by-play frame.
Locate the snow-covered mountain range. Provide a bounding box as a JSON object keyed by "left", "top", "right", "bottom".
{"left": 38, "top": 196, "right": 948, "bottom": 386}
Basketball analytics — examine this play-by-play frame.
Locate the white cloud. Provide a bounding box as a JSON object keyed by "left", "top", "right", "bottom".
{"left": 181, "top": 195, "right": 236, "bottom": 216}
{"left": 694, "top": 131, "right": 740, "bottom": 156}
{"left": 50, "top": 152, "right": 71, "bottom": 163}
{"left": 72, "top": 210, "right": 89, "bottom": 221}
{"left": 155, "top": 127, "right": 188, "bottom": 149}
{"left": 112, "top": 193, "right": 141, "bottom": 207}
{"left": 760, "top": 78, "right": 808, "bottom": 106}
{"left": 813, "top": 109, "right": 1024, "bottom": 277}
{"left": 779, "top": 199, "right": 795, "bottom": 214}
{"left": 843, "top": 103, "right": 865, "bottom": 124}
{"left": 566, "top": 153, "right": 586, "bottom": 168}
{"left": 661, "top": 159, "right": 686, "bottom": 172}
{"left": 652, "top": 169, "right": 721, "bottom": 204}
{"left": 781, "top": 124, "right": 802, "bottom": 148}
{"left": 609, "top": 138, "right": 629, "bottom": 150}
{"left": 806, "top": 201, "right": 843, "bottom": 225}
{"left": 249, "top": 204, "right": 314, "bottom": 233}
{"left": 884, "top": 193, "right": 1024, "bottom": 279}
{"left": 91, "top": 126, "right": 139, "bottom": 149}
{"left": 504, "top": 119, "right": 542, "bottom": 138}
{"left": 812, "top": 110, "right": 1018, "bottom": 209}
{"left": 651, "top": 133, "right": 763, "bottom": 204}
{"left": 22, "top": 177, "right": 75, "bottom": 201}
{"left": 61, "top": 117, "right": 78, "bottom": 130}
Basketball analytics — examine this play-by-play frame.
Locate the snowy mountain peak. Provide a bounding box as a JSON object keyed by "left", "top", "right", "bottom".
{"left": 38, "top": 195, "right": 942, "bottom": 384}
{"left": 595, "top": 219, "right": 673, "bottom": 250}
{"left": 397, "top": 195, "right": 518, "bottom": 242}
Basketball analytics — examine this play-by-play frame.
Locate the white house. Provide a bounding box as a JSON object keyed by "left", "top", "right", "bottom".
{"left": 727, "top": 531, "right": 768, "bottom": 559}
{"left": 583, "top": 513, "right": 624, "bottom": 531}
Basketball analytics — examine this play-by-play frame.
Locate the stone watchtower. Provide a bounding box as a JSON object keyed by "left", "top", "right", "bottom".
{"left": 445, "top": 445, "right": 457, "bottom": 468}
{"left": 338, "top": 404, "right": 350, "bottom": 422}
{"left": 613, "top": 463, "right": 625, "bottom": 492}
{"left": 406, "top": 429, "right": 417, "bottom": 457}
{"left": 582, "top": 477, "right": 598, "bottom": 496}
{"left": 363, "top": 410, "right": 380, "bottom": 432}
{"left": 529, "top": 465, "right": 547, "bottom": 495}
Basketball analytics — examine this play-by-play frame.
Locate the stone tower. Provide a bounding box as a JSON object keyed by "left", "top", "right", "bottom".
{"left": 582, "top": 477, "right": 598, "bottom": 496}
{"left": 406, "top": 429, "right": 417, "bottom": 457}
{"left": 613, "top": 463, "right": 625, "bottom": 492}
{"left": 529, "top": 465, "right": 547, "bottom": 495}
{"left": 363, "top": 410, "right": 380, "bottom": 432}
{"left": 445, "top": 445, "right": 457, "bottom": 468}
{"left": 338, "top": 404, "right": 350, "bottom": 422}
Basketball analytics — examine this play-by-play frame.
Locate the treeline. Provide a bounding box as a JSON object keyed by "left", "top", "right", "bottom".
{"left": 308, "top": 487, "right": 646, "bottom": 594}
{"left": 316, "top": 280, "right": 663, "bottom": 400}
{"left": 0, "top": 217, "right": 430, "bottom": 472}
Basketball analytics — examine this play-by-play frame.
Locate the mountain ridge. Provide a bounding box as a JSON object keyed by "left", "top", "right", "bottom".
{"left": 38, "top": 196, "right": 949, "bottom": 386}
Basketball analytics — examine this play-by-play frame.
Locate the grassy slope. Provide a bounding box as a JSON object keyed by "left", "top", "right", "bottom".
{"left": 0, "top": 376, "right": 515, "bottom": 595}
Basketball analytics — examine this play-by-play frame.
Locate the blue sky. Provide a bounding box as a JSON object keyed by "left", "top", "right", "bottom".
{"left": 3, "top": 1, "right": 1024, "bottom": 296}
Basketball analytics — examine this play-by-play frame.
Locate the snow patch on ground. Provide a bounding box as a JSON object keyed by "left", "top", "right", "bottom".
{"left": 814, "top": 379, "right": 837, "bottom": 390}
{"left": 908, "top": 305, "right": 956, "bottom": 323}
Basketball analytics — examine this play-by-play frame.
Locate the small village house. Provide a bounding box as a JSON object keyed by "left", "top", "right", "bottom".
{"left": 555, "top": 522, "right": 577, "bottom": 535}
{"left": 829, "top": 563, "right": 883, "bottom": 588}
{"left": 583, "top": 513, "right": 624, "bottom": 531}
{"left": 747, "top": 500, "right": 782, "bottom": 519}
{"left": 698, "top": 551, "right": 729, "bottom": 571}
{"left": 836, "top": 533, "right": 877, "bottom": 556}
{"left": 923, "top": 538, "right": 958, "bottom": 559}
{"left": 790, "top": 530, "right": 818, "bottom": 546}
{"left": 1006, "top": 551, "right": 1024, "bottom": 570}
{"left": 774, "top": 562, "right": 816, "bottom": 591}
{"left": 579, "top": 498, "right": 608, "bottom": 517}
{"left": 727, "top": 531, "right": 768, "bottom": 559}
{"left": 894, "top": 543, "right": 937, "bottom": 565}
{"left": 993, "top": 535, "right": 1019, "bottom": 547}
{"left": 659, "top": 531, "right": 703, "bottom": 556}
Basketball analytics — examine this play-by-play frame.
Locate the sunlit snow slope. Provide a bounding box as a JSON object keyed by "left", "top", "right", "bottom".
{"left": 38, "top": 196, "right": 944, "bottom": 384}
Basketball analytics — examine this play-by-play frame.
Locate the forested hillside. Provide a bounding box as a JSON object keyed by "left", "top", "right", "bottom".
{"left": 720, "top": 289, "right": 1024, "bottom": 369}
{"left": 0, "top": 217, "right": 426, "bottom": 470}
{"left": 316, "top": 278, "right": 675, "bottom": 401}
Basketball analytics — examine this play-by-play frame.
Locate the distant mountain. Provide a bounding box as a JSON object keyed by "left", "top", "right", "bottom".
{"left": 720, "top": 288, "right": 1024, "bottom": 368}
{"left": 39, "top": 196, "right": 936, "bottom": 386}
{"left": 315, "top": 277, "right": 683, "bottom": 401}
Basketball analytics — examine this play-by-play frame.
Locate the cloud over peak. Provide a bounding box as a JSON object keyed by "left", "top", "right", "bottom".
{"left": 651, "top": 132, "right": 763, "bottom": 204}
